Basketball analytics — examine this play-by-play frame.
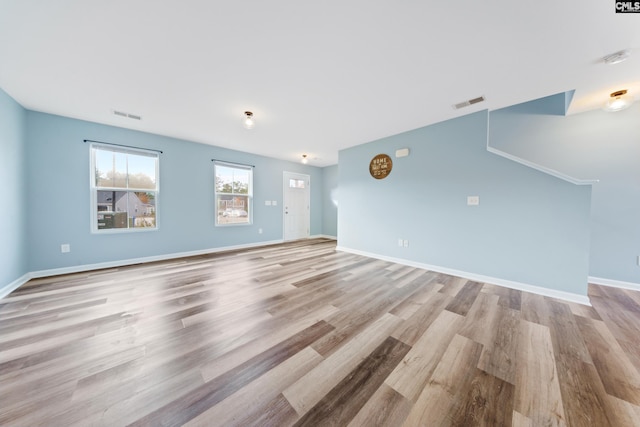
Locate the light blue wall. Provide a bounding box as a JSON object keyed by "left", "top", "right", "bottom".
{"left": 321, "top": 165, "right": 338, "bottom": 237}
{"left": 490, "top": 95, "right": 640, "bottom": 284}
{"left": 0, "top": 88, "right": 27, "bottom": 288}
{"left": 5, "top": 86, "right": 630, "bottom": 295}
{"left": 338, "top": 110, "right": 592, "bottom": 296}
{"left": 25, "top": 111, "right": 324, "bottom": 272}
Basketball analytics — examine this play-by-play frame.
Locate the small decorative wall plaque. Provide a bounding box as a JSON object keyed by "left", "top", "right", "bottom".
{"left": 369, "top": 154, "right": 393, "bottom": 179}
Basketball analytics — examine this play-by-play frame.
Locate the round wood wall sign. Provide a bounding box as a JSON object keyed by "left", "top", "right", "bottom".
{"left": 369, "top": 153, "right": 393, "bottom": 179}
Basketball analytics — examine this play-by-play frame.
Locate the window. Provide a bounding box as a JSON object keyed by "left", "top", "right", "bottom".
{"left": 91, "top": 145, "right": 159, "bottom": 232}
{"left": 215, "top": 163, "right": 252, "bottom": 225}
{"left": 289, "top": 178, "right": 306, "bottom": 189}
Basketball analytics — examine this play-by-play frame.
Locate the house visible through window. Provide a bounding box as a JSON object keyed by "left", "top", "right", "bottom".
{"left": 215, "top": 163, "right": 252, "bottom": 225}
{"left": 91, "top": 145, "right": 159, "bottom": 231}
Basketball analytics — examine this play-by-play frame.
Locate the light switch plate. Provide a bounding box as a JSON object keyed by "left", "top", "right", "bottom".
{"left": 395, "top": 148, "right": 410, "bottom": 158}
{"left": 467, "top": 196, "right": 479, "bottom": 206}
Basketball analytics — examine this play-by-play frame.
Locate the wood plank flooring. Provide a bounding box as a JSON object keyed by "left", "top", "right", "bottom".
{"left": 1, "top": 239, "right": 640, "bottom": 426}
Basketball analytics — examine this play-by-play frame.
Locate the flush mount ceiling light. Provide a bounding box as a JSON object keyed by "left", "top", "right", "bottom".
{"left": 603, "top": 50, "right": 631, "bottom": 65}
{"left": 301, "top": 154, "right": 308, "bottom": 164}
{"left": 242, "top": 111, "right": 255, "bottom": 129}
{"left": 604, "top": 90, "right": 633, "bottom": 112}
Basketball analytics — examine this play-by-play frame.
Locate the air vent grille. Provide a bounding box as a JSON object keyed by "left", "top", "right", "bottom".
{"left": 113, "top": 110, "right": 142, "bottom": 120}
{"left": 453, "top": 95, "right": 486, "bottom": 110}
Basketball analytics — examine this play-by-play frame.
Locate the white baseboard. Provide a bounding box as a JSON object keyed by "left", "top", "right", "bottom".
{"left": 0, "top": 273, "right": 32, "bottom": 300}
{"left": 336, "top": 246, "right": 591, "bottom": 306}
{"left": 588, "top": 276, "right": 640, "bottom": 292}
{"left": 4, "top": 241, "right": 606, "bottom": 307}
{"left": 1, "top": 240, "right": 285, "bottom": 299}
{"left": 29, "top": 239, "right": 285, "bottom": 279}
{"left": 310, "top": 234, "right": 337, "bottom": 240}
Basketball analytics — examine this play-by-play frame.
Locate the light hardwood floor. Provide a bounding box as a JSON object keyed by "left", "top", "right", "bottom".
{"left": 1, "top": 239, "right": 640, "bottom": 426}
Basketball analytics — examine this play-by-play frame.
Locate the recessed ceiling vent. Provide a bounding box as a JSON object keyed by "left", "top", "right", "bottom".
{"left": 112, "top": 110, "right": 142, "bottom": 120}
{"left": 453, "top": 95, "right": 486, "bottom": 110}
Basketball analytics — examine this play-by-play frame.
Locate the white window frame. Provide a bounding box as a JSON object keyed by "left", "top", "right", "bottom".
{"left": 214, "top": 162, "right": 253, "bottom": 226}
{"left": 90, "top": 144, "right": 159, "bottom": 233}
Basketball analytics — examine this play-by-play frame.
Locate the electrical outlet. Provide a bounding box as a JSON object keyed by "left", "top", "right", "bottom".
{"left": 265, "top": 200, "right": 272, "bottom": 206}
{"left": 403, "top": 240, "right": 409, "bottom": 247}
{"left": 61, "top": 244, "right": 70, "bottom": 253}
{"left": 467, "top": 196, "right": 479, "bottom": 206}
{"left": 398, "top": 239, "right": 403, "bottom": 247}
{"left": 272, "top": 200, "right": 278, "bottom": 206}
{"left": 258, "top": 228, "right": 263, "bottom": 234}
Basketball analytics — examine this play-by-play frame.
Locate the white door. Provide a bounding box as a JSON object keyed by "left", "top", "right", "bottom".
{"left": 283, "top": 172, "right": 310, "bottom": 241}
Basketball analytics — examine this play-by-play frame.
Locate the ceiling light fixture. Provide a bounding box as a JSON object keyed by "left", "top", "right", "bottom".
{"left": 603, "top": 50, "right": 630, "bottom": 65}
{"left": 301, "top": 154, "right": 308, "bottom": 164}
{"left": 242, "top": 111, "right": 255, "bottom": 129}
{"left": 604, "top": 90, "right": 633, "bottom": 112}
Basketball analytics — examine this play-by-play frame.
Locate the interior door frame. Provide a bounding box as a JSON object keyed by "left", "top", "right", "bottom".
{"left": 282, "top": 171, "right": 311, "bottom": 241}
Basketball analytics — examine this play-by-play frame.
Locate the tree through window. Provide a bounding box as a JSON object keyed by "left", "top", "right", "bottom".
{"left": 91, "top": 145, "right": 159, "bottom": 231}
{"left": 215, "top": 163, "right": 252, "bottom": 225}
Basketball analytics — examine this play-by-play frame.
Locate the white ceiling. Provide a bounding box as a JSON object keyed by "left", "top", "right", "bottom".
{"left": 1, "top": 1, "right": 639, "bottom": 166}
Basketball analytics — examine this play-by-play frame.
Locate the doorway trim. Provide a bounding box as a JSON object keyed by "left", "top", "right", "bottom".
{"left": 283, "top": 171, "right": 311, "bottom": 241}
